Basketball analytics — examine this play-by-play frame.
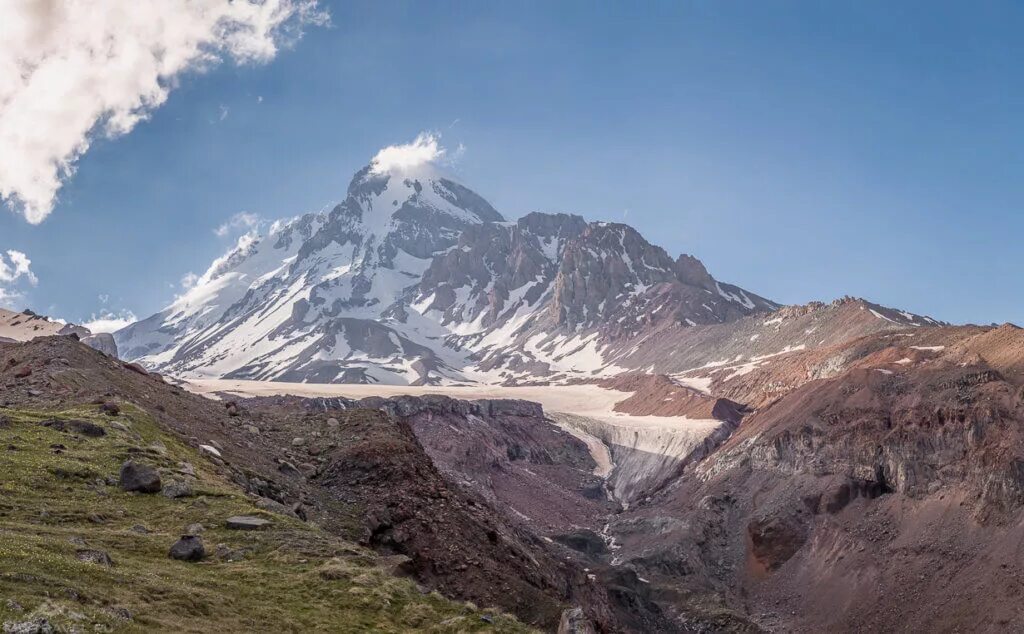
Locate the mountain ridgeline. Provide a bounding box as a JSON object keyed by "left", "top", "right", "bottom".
{"left": 115, "top": 159, "right": 801, "bottom": 385}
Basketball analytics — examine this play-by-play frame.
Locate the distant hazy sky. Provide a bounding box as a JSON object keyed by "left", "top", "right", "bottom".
{"left": 2, "top": 0, "right": 1022, "bottom": 327}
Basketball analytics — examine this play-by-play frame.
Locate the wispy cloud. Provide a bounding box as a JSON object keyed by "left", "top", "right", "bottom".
{"left": 180, "top": 272, "right": 200, "bottom": 290}
{"left": 82, "top": 309, "right": 137, "bottom": 334}
{"left": 0, "top": 249, "right": 37, "bottom": 307}
{"left": 0, "top": 0, "right": 328, "bottom": 224}
{"left": 215, "top": 211, "right": 263, "bottom": 237}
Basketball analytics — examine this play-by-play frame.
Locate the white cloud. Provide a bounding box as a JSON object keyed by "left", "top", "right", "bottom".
{"left": 215, "top": 211, "right": 262, "bottom": 237}
{"left": 0, "top": 250, "right": 37, "bottom": 285}
{"left": 0, "top": 249, "right": 37, "bottom": 307}
{"left": 82, "top": 309, "right": 137, "bottom": 334}
{"left": 180, "top": 271, "right": 200, "bottom": 290}
{"left": 0, "top": 0, "right": 328, "bottom": 224}
{"left": 370, "top": 132, "right": 447, "bottom": 174}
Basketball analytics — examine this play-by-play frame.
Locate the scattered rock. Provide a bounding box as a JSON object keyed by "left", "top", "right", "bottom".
{"left": 130, "top": 524, "right": 148, "bottom": 534}
{"left": 162, "top": 479, "right": 194, "bottom": 499}
{"left": 12, "top": 366, "right": 31, "bottom": 379}
{"left": 40, "top": 418, "right": 105, "bottom": 437}
{"left": 558, "top": 607, "right": 595, "bottom": 634}
{"left": 118, "top": 461, "right": 162, "bottom": 494}
{"left": 168, "top": 535, "right": 205, "bottom": 562}
{"left": 100, "top": 401, "right": 120, "bottom": 416}
{"left": 75, "top": 549, "right": 114, "bottom": 567}
{"left": 124, "top": 362, "right": 149, "bottom": 376}
{"left": 186, "top": 523, "right": 205, "bottom": 535}
{"left": 2, "top": 617, "right": 55, "bottom": 634}
{"left": 105, "top": 607, "right": 133, "bottom": 623}
{"left": 214, "top": 543, "right": 251, "bottom": 561}
{"left": 291, "top": 437, "right": 306, "bottom": 447}
{"left": 326, "top": 417, "right": 340, "bottom": 429}
{"left": 108, "top": 421, "right": 131, "bottom": 433}
{"left": 178, "top": 462, "right": 196, "bottom": 477}
{"left": 254, "top": 497, "right": 295, "bottom": 517}
{"left": 244, "top": 424, "right": 260, "bottom": 434}
{"left": 225, "top": 515, "right": 272, "bottom": 530}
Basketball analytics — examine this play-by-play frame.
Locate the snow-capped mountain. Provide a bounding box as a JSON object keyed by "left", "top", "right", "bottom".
{"left": 116, "top": 139, "right": 934, "bottom": 385}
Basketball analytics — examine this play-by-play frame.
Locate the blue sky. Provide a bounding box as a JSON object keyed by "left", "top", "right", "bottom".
{"left": 2, "top": 0, "right": 1023, "bottom": 327}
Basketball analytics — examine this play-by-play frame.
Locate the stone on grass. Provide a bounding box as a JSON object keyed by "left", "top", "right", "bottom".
{"left": 2, "top": 617, "right": 55, "bottom": 634}
{"left": 40, "top": 418, "right": 105, "bottom": 437}
{"left": 168, "top": 535, "right": 205, "bottom": 562}
{"left": 76, "top": 549, "right": 114, "bottom": 567}
{"left": 118, "top": 461, "right": 161, "bottom": 494}
{"left": 225, "top": 515, "right": 272, "bottom": 530}
{"left": 162, "top": 479, "right": 194, "bottom": 499}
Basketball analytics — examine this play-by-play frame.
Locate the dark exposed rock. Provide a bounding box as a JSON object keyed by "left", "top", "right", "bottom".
{"left": 168, "top": 535, "right": 205, "bottom": 562}
{"left": 552, "top": 530, "right": 608, "bottom": 557}
{"left": 40, "top": 418, "right": 105, "bottom": 437}
{"left": 118, "top": 461, "right": 161, "bottom": 493}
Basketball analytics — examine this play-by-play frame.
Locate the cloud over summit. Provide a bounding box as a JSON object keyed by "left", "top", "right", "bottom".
{"left": 370, "top": 132, "right": 448, "bottom": 174}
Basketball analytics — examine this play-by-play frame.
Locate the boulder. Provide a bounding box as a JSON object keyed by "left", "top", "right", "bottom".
{"left": 225, "top": 515, "right": 272, "bottom": 530}
{"left": 162, "top": 479, "right": 194, "bottom": 499}
{"left": 119, "top": 461, "right": 161, "bottom": 493}
{"left": 168, "top": 535, "right": 205, "bottom": 562}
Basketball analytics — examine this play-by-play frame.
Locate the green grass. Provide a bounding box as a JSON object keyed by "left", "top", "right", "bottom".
{"left": 0, "top": 405, "right": 531, "bottom": 633}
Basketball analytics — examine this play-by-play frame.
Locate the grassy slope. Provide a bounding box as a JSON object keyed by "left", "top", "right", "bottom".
{"left": 0, "top": 404, "right": 531, "bottom": 633}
